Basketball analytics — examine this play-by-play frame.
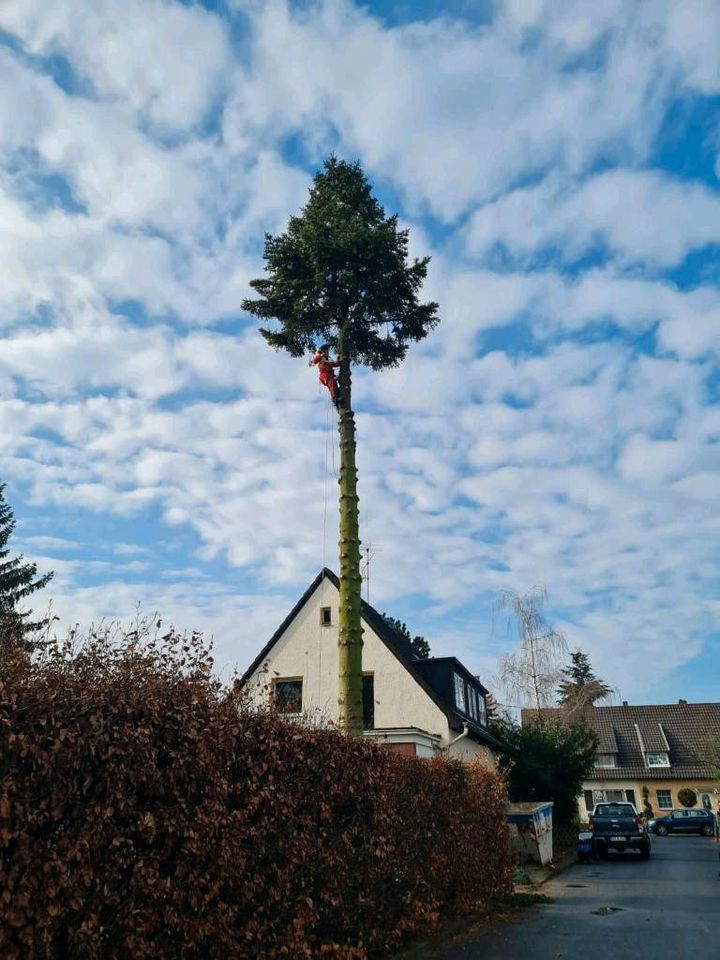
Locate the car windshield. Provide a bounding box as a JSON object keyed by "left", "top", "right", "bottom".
{"left": 594, "top": 804, "right": 635, "bottom": 817}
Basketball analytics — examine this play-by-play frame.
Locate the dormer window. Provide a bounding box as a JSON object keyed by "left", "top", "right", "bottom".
{"left": 596, "top": 753, "right": 617, "bottom": 768}
{"left": 453, "top": 672, "right": 466, "bottom": 712}
{"left": 646, "top": 752, "right": 670, "bottom": 768}
{"left": 477, "top": 694, "right": 487, "bottom": 725}
{"left": 468, "top": 688, "right": 477, "bottom": 720}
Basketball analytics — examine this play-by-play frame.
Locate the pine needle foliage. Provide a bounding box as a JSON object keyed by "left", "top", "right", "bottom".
{"left": 244, "top": 156, "right": 439, "bottom": 368}
{"left": 0, "top": 483, "right": 54, "bottom": 647}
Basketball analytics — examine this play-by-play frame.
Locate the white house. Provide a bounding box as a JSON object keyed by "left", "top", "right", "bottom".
{"left": 242, "top": 568, "right": 501, "bottom": 765}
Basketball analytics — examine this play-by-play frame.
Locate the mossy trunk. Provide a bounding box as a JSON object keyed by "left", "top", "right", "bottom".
{"left": 336, "top": 354, "right": 363, "bottom": 734}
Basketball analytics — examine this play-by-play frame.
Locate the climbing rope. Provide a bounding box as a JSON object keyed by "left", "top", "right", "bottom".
{"left": 322, "top": 393, "right": 333, "bottom": 569}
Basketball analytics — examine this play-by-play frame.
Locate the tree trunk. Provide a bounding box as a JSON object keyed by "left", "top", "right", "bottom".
{"left": 336, "top": 355, "right": 363, "bottom": 734}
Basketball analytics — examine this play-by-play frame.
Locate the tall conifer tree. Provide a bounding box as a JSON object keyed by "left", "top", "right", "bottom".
{"left": 0, "top": 483, "right": 54, "bottom": 647}
{"left": 243, "top": 158, "right": 439, "bottom": 732}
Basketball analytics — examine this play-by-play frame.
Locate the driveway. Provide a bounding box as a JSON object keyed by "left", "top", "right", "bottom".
{"left": 437, "top": 835, "right": 719, "bottom": 959}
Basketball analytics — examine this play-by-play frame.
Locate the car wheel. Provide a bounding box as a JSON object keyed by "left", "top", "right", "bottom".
{"left": 701, "top": 824, "right": 713, "bottom": 837}
{"left": 656, "top": 824, "right": 668, "bottom": 836}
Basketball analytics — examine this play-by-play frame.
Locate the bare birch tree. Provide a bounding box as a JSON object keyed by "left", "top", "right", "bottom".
{"left": 497, "top": 587, "right": 567, "bottom": 714}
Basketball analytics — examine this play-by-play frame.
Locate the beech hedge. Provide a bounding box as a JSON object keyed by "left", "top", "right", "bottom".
{"left": 0, "top": 629, "right": 511, "bottom": 958}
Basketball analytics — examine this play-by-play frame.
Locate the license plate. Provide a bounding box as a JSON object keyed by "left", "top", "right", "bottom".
{"left": 610, "top": 835, "right": 626, "bottom": 842}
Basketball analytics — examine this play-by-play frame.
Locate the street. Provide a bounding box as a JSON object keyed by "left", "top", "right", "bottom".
{"left": 439, "top": 835, "right": 719, "bottom": 959}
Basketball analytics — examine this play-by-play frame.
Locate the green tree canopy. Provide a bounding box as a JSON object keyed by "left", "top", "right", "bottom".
{"left": 557, "top": 650, "right": 612, "bottom": 710}
{"left": 489, "top": 713, "right": 598, "bottom": 828}
{"left": 0, "top": 483, "right": 54, "bottom": 647}
{"left": 244, "top": 156, "right": 439, "bottom": 368}
{"left": 381, "top": 614, "right": 430, "bottom": 660}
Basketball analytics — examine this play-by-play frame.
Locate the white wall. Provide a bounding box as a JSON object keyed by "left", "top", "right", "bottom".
{"left": 245, "top": 575, "right": 494, "bottom": 764}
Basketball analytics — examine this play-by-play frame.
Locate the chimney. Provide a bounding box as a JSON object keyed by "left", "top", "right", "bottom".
{"left": 678, "top": 699, "right": 687, "bottom": 705}
{"left": 622, "top": 700, "right": 628, "bottom": 707}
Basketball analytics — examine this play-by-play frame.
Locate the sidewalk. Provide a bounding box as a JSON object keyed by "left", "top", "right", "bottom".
{"left": 386, "top": 850, "right": 576, "bottom": 959}
{"left": 512, "top": 846, "right": 577, "bottom": 892}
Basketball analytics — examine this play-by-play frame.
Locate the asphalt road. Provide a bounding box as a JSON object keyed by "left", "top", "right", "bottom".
{"left": 439, "top": 835, "right": 720, "bottom": 960}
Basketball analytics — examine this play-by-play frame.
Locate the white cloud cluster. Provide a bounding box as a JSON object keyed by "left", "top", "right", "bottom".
{"left": 0, "top": 0, "right": 718, "bottom": 702}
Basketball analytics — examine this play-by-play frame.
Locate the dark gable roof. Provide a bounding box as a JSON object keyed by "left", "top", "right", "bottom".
{"left": 522, "top": 703, "right": 720, "bottom": 781}
{"left": 242, "top": 567, "right": 501, "bottom": 751}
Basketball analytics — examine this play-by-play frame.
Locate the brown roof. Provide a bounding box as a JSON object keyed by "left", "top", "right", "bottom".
{"left": 521, "top": 702, "right": 720, "bottom": 781}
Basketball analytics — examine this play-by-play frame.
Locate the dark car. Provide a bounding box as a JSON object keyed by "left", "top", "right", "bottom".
{"left": 647, "top": 808, "right": 716, "bottom": 837}
{"left": 590, "top": 802, "right": 651, "bottom": 859}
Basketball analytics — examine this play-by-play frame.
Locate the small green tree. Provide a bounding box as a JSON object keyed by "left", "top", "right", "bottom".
{"left": 677, "top": 787, "right": 697, "bottom": 808}
{"left": 0, "top": 483, "right": 54, "bottom": 649}
{"left": 495, "top": 716, "right": 598, "bottom": 828}
{"left": 243, "top": 158, "right": 439, "bottom": 732}
{"left": 557, "top": 650, "right": 612, "bottom": 712}
{"left": 381, "top": 614, "right": 430, "bottom": 659}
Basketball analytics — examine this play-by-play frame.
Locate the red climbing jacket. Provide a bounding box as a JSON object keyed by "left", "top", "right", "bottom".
{"left": 309, "top": 348, "right": 340, "bottom": 403}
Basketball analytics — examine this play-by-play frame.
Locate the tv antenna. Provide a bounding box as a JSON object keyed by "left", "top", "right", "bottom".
{"left": 360, "top": 545, "right": 376, "bottom": 603}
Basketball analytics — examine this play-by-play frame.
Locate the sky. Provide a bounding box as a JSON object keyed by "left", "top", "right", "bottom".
{"left": 1, "top": 0, "right": 719, "bottom": 706}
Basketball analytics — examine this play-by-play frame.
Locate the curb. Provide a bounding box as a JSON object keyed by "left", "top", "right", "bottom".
{"left": 513, "top": 847, "right": 577, "bottom": 893}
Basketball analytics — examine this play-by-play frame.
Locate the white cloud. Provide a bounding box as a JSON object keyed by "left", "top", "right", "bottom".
{"left": 0, "top": 0, "right": 719, "bottom": 705}
{"left": 464, "top": 170, "right": 720, "bottom": 268}
{"left": 0, "top": 0, "right": 231, "bottom": 134}
{"left": 224, "top": 0, "right": 716, "bottom": 219}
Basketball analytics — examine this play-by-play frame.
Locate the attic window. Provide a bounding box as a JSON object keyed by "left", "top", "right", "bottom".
{"left": 453, "top": 673, "right": 466, "bottom": 712}
{"left": 596, "top": 754, "right": 617, "bottom": 768}
{"left": 468, "top": 688, "right": 477, "bottom": 720}
{"left": 646, "top": 752, "right": 670, "bottom": 768}
{"left": 320, "top": 606, "right": 332, "bottom": 626}
{"left": 477, "top": 694, "right": 487, "bottom": 726}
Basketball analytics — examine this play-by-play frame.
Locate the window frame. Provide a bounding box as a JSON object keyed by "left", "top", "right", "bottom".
{"left": 595, "top": 753, "right": 618, "bottom": 768}
{"left": 320, "top": 606, "right": 332, "bottom": 626}
{"left": 656, "top": 789, "right": 672, "bottom": 810}
{"left": 468, "top": 687, "right": 477, "bottom": 720}
{"left": 646, "top": 752, "right": 670, "bottom": 768}
{"left": 453, "top": 672, "right": 466, "bottom": 712}
{"left": 274, "top": 677, "right": 303, "bottom": 715}
{"left": 362, "top": 673, "right": 375, "bottom": 731}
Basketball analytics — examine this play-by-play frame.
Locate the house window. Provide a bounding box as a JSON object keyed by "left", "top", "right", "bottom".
{"left": 468, "top": 688, "right": 477, "bottom": 720}
{"left": 593, "top": 789, "right": 624, "bottom": 804}
{"left": 320, "top": 606, "right": 332, "bottom": 626}
{"left": 646, "top": 752, "right": 670, "bottom": 768}
{"left": 362, "top": 674, "right": 374, "bottom": 730}
{"left": 656, "top": 790, "right": 672, "bottom": 809}
{"left": 453, "top": 673, "right": 466, "bottom": 712}
{"left": 274, "top": 678, "right": 303, "bottom": 714}
{"left": 477, "top": 694, "right": 487, "bottom": 725}
{"left": 596, "top": 754, "right": 617, "bottom": 768}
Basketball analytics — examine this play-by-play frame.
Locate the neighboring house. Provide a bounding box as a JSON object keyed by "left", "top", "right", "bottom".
{"left": 242, "top": 568, "right": 501, "bottom": 764}
{"left": 522, "top": 701, "right": 720, "bottom": 818}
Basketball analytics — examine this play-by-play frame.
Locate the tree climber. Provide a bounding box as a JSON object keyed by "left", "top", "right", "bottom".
{"left": 309, "top": 344, "right": 341, "bottom": 405}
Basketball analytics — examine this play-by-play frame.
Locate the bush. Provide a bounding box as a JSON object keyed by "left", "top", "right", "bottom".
{"left": 490, "top": 715, "right": 597, "bottom": 829}
{"left": 677, "top": 788, "right": 697, "bottom": 808}
{"left": 0, "top": 627, "right": 511, "bottom": 959}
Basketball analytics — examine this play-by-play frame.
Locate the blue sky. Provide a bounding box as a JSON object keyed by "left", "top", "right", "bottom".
{"left": 1, "top": 0, "right": 719, "bottom": 705}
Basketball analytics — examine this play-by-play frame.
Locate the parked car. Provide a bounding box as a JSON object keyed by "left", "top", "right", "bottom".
{"left": 589, "top": 802, "right": 651, "bottom": 859}
{"left": 647, "top": 808, "right": 717, "bottom": 837}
